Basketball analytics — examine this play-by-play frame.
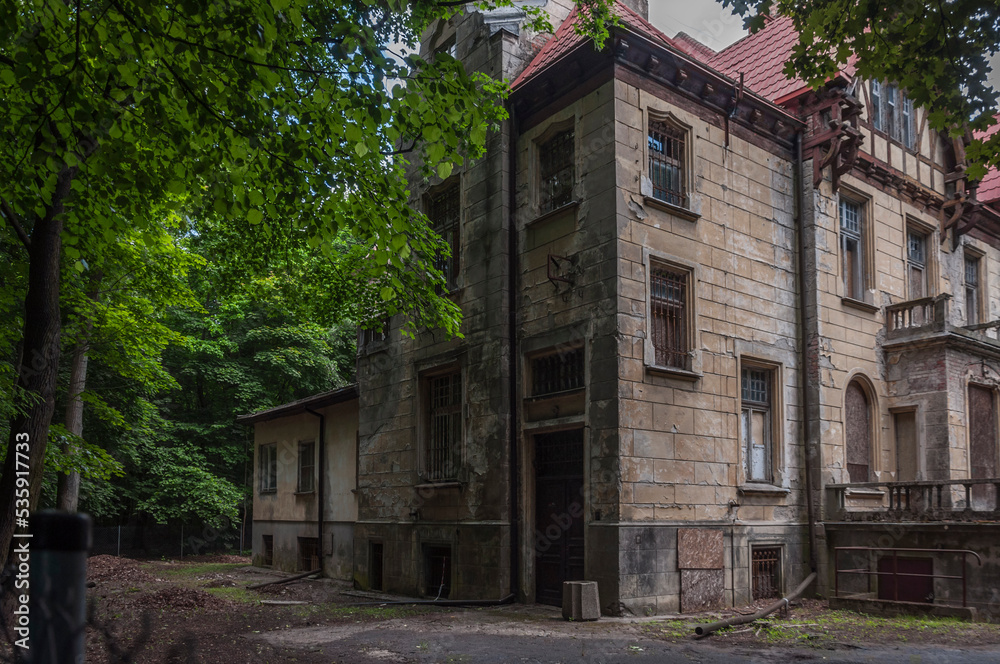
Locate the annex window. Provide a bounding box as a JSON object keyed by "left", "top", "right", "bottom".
{"left": 906, "top": 226, "right": 928, "bottom": 300}
{"left": 839, "top": 196, "right": 866, "bottom": 301}
{"left": 741, "top": 366, "right": 773, "bottom": 483}
{"left": 845, "top": 380, "right": 872, "bottom": 483}
{"left": 538, "top": 128, "right": 574, "bottom": 213}
{"left": 530, "top": 346, "right": 585, "bottom": 397}
{"left": 427, "top": 181, "right": 460, "bottom": 290}
{"left": 259, "top": 443, "right": 277, "bottom": 494}
{"left": 648, "top": 117, "right": 686, "bottom": 207}
{"left": 965, "top": 251, "right": 982, "bottom": 326}
{"left": 870, "top": 80, "right": 917, "bottom": 150}
{"left": 297, "top": 440, "right": 315, "bottom": 493}
{"left": 425, "top": 370, "right": 462, "bottom": 481}
{"left": 298, "top": 537, "right": 320, "bottom": 572}
{"left": 650, "top": 261, "right": 690, "bottom": 369}
{"left": 261, "top": 535, "right": 274, "bottom": 567}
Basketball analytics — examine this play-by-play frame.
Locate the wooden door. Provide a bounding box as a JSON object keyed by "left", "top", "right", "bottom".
{"left": 534, "top": 429, "right": 585, "bottom": 606}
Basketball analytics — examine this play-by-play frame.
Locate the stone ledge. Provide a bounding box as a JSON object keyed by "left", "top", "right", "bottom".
{"left": 841, "top": 297, "right": 880, "bottom": 314}
{"left": 645, "top": 365, "right": 701, "bottom": 382}
{"left": 829, "top": 596, "right": 977, "bottom": 622}
{"left": 738, "top": 484, "right": 791, "bottom": 497}
{"left": 642, "top": 196, "right": 700, "bottom": 222}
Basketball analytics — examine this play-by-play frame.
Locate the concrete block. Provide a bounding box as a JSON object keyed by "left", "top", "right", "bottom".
{"left": 562, "top": 580, "right": 600, "bottom": 621}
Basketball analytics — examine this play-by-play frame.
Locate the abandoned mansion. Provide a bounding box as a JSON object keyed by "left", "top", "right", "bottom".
{"left": 239, "top": 1, "right": 1000, "bottom": 616}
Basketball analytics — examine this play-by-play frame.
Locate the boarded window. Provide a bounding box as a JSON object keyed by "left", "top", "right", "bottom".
{"left": 968, "top": 384, "right": 997, "bottom": 509}
{"left": 531, "top": 347, "right": 585, "bottom": 396}
{"left": 650, "top": 262, "right": 688, "bottom": 369}
{"left": 428, "top": 183, "right": 460, "bottom": 289}
{"left": 845, "top": 381, "right": 871, "bottom": 482}
{"left": 752, "top": 547, "right": 781, "bottom": 600}
{"left": 426, "top": 371, "right": 462, "bottom": 481}
{"left": 965, "top": 254, "right": 981, "bottom": 326}
{"left": 741, "top": 367, "right": 772, "bottom": 483}
{"left": 259, "top": 443, "right": 277, "bottom": 493}
{"left": 298, "top": 537, "right": 319, "bottom": 572}
{"left": 840, "top": 198, "right": 865, "bottom": 300}
{"left": 894, "top": 410, "right": 918, "bottom": 482}
{"left": 423, "top": 545, "right": 452, "bottom": 599}
{"left": 648, "top": 118, "right": 685, "bottom": 206}
{"left": 297, "top": 441, "right": 315, "bottom": 493}
{"left": 907, "top": 228, "right": 927, "bottom": 299}
{"left": 539, "top": 129, "right": 574, "bottom": 213}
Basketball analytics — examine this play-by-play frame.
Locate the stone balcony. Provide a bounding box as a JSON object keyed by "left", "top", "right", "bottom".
{"left": 826, "top": 479, "right": 1000, "bottom": 522}
{"left": 885, "top": 294, "right": 1000, "bottom": 351}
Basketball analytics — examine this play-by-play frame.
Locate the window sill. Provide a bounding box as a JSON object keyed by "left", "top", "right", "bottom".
{"left": 841, "top": 297, "right": 880, "bottom": 314}
{"left": 645, "top": 364, "right": 701, "bottom": 382}
{"left": 643, "top": 196, "right": 700, "bottom": 222}
{"left": 414, "top": 480, "right": 464, "bottom": 490}
{"left": 259, "top": 489, "right": 277, "bottom": 495}
{"left": 739, "top": 484, "right": 791, "bottom": 497}
{"left": 524, "top": 387, "right": 586, "bottom": 403}
{"left": 528, "top": 201, "right": 579, "bottom": 227}
{"left": 294, "top": 490, "right": 316, "bottom": 496}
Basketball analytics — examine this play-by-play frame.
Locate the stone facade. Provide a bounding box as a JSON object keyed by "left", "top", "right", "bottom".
{"left": 249, "top": 1, "right": 1000, "bottom": 617}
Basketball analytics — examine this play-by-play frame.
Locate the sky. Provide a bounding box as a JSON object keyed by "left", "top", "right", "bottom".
{"left": 647, "top": 0, "right": 748, "bottom": 52}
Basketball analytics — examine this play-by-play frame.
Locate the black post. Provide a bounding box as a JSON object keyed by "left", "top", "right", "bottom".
{"left": 29, "top": 511, "right": 92, "bottom": 664}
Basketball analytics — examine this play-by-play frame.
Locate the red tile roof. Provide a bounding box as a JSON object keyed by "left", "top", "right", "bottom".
{"left": 706, "top": 16, "right": 806, "bottom": 102}
{"left": 671, "top": 32, "right": 717, "bottom": 63}
{"left": 973, "top": 116, "right": 1000, "bottom": 203}
{"left": 512, "top": 1, "right": 675, "bottom": 89}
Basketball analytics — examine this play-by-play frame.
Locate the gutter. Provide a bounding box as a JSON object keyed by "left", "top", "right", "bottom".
{"left": 304, "top": 407, "right": 326, "bottom": 572}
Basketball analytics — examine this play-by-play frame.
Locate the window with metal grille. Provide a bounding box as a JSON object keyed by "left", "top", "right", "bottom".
{"left": 369, "top": 541, "right": 384, "bottom": 591}
{"left": 261, "top": 535, "right": 273, "bottom": 567}
{"left": 426, "top": 371, "right": 462, "bottom": 481}
{"left": 428, "top": 183, "right": 460, "bottom": 289}
{"left": 298, "top": 537, "right": 319, "bottom": 572}
{"left": 423, "top": 544, "right": 452, "bottom": 598}
{"left": 297, "top": 441, "right": 315, "bottom": 493}
{"left": 741, "top": 367, "right": 773, "bottom": 483}
{"left": 259, "top": 443, "right": 277, "bottom": 493}
{"left": 539, "top": 129, "right": 574, "bottom": 213}
{"left": 907, "top": 228, "right": 927, "bottom": 299}
{"left": 839, "top": 197, "right": 865, "bottom": 300}
{"left": 650, "top": 262, "right": 688, "bottom": 369}
{"left": 752, "top": 547, "right": 781, "bottom": 600}
{"left": 966, "top": 253, "right": 981, "bottom": 325}
{"left": 648, "top": 118, "right": 685, "bottom": 206}
{"left": 530, "top": 347, "right": 585, "bottom": 397}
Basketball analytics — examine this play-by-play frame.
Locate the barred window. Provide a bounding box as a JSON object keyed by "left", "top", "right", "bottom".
{"left": 741, "top": 367, "right": 773, "bottom": 483}
{"left": 839, "top": 197, "right": 865, "bottom": 300}
{"left": 539, "top": 129, "right": 574, "bottom": 213}
{"left": 259, "top": 443, "right": 277, "bottom": 493}
{"left": 297, "top": 441, "right": 315, "bottom": 493}
{"left": 428, "top": 183, "right": 460, "bottom": 289}
{"left": 426, "top": 371, "right": 462, "bottom": 481}
{"left": 530, "top": 346, "right": 585, "bottom": 397}
{"left": 650, "top": 262, "right": 689, "bottom": 369}
{"left": 648, "top": 118, "right": 686, "bottom": 206}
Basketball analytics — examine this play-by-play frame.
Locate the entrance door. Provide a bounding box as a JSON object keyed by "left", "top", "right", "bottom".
{"left": 877, "top": 556, "right": 933, "bottom": 603}
{"left": 968, "top": 384, "right": 997, "bottom": 510}
{"left": 534, "top": 429, "right": 585, "bottom": 606}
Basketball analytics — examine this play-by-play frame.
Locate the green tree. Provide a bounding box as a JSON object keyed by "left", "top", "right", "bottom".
{"left": 724, "top": 0, "right": 1000, "bottom": 178}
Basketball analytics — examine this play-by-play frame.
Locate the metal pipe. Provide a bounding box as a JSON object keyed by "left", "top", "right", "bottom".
{"left": 694, "top": 572, "right": 816, "bottom": 637}
{"left": 305, "top": 407, "right": 326, "bottom": 570}
{"left": 506, "top": 100, "right": 521, "bottom": 600}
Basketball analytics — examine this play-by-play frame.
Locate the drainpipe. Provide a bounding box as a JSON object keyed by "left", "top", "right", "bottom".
{"left": 305, "top": 407, "right": 326, "bottom": 571}
{"left": 507, "top": 101, "right": 521, "bottom": 600}
{"left": 794, "top": 131, "right": 819, "bottom": 573}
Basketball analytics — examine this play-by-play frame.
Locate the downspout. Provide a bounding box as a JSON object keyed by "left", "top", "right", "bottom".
{"left": 305, "top": 407, "right": 326, "bottom": 571}
{"left": 794, "top": 131, "right": 819, "bottom": 573}
{"left": 507, "top": 101, "right": 521, "bottom": 600}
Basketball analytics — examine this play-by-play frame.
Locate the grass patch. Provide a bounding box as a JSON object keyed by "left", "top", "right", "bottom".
{"left": 294, "top": 604, "right": 430, "bottom": 621}
{"left": 204, "top": 587, "right": 259, "bottom": 604}
{"left": 157, "top": 562, "right": 248, "bottom": 577}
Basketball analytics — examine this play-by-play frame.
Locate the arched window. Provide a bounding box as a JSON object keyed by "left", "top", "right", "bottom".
{"left": 845, "top": 380, "right": 872, "bottom": 482}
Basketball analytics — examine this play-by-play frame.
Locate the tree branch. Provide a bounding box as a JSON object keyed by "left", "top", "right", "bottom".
{"left": 0, "top": 197, "right": 31, "bottom": 250}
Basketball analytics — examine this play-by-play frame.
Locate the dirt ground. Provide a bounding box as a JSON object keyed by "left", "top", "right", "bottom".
{"left": 19, "top": 556, "right": 995, "bottom": 663}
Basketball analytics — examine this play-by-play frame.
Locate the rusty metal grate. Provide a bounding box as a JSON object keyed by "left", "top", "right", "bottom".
{"left": 648, "top": 119, "right": 685, "bottom": 206}
{"left": 531, "top": 347, "right": 584, "bottom": 396}
{"left": 539, "top": 129, "right": 574, "bottom": 212}
{"left": 752, "top": 547, "right": 781, "bottom": 600}
{"left": 651, "top": 263, "right": 688, "bottom": 369}
{"left": 427, "top": 372, "right": 462, "bottom": 481}
{"left": 534, "top": 429, "right": 583, "bottom": 478}
{"left": 298, "top": 537, "right": 319, "bottom": 572}
{"left": 428, "top": 183, "right": 460, "bottom": 288}
{"left": 370, "top": 541, "right": 384, "bottom": 591}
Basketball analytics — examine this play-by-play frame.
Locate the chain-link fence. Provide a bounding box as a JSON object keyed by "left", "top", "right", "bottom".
{"left": 90, "top": 516, "right": 251, "bottom": 559}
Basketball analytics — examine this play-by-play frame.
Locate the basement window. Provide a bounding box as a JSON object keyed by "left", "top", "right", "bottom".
{"left": 423, "top": 544, "right": 452, "bottom": 599}
{"left": 751, "top": 547, "right": 781, "bottom": 600}
{"left": 298, "top": 537, "right": 319, "bottom": 572}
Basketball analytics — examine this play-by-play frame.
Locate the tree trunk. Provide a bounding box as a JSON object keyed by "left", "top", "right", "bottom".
{"left": 56, "top": 273, "right": 101, "bottom": 512}
{"left": 0, "top": 166, "right": 75, "bottom": 569}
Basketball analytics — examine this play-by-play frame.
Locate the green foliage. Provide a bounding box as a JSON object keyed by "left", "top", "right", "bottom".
{"left": 724, "top": 0, "right": 1000, "bottom": 179}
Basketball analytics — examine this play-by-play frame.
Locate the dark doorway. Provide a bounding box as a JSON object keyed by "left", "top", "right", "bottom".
{"left": 533, "top": 429, "right": 585, "bottom": 606}
{"left": 968, "top": 384, "right": 997, "bottom": 510}
{"left": 369, "top": 541, "right": 384, "bottom": 591}
{"left": 877, "top": 556, "right": 933, "bottom": 604}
